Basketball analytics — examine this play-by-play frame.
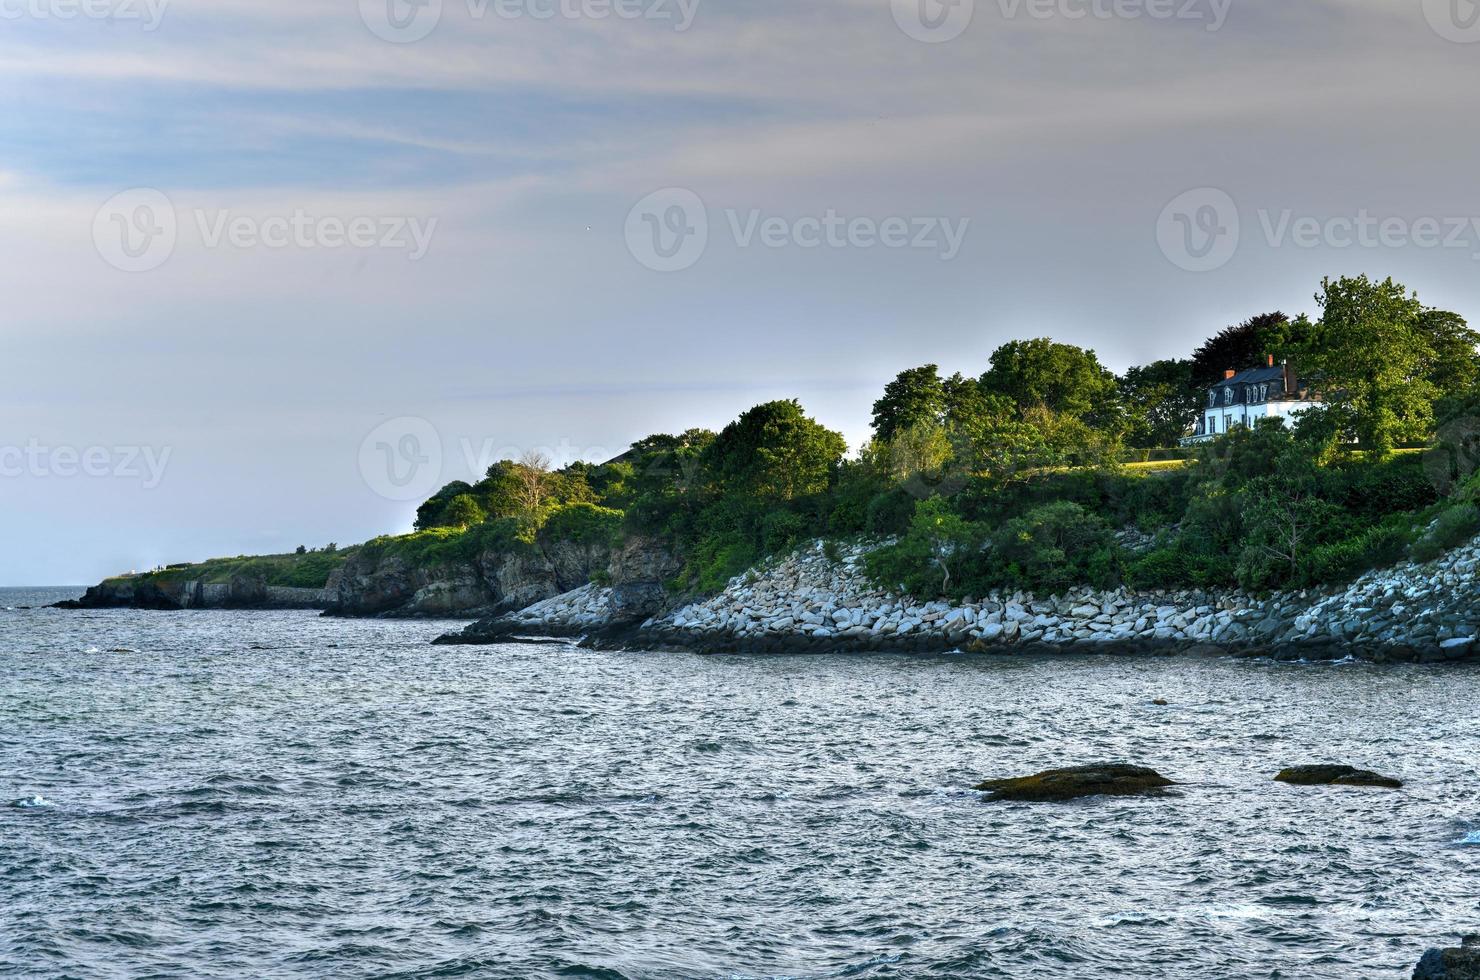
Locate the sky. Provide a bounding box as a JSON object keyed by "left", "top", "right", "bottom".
{"left": 3, "top": 0, "right": 1480, "bottom": 584}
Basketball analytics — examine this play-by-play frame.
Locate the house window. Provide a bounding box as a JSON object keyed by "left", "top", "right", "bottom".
{"left": 1224, "top": 388, "right": 1234, "bottom": 406}
{"left": 1209, "top": 391, "right": 1217, "bottom": 408}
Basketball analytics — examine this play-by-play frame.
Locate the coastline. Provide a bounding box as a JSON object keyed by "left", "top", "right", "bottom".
{"left": 435, "top": 538, "right": 1480, "bottom": 663}
{"left": 54, "top": 534, "right": 1480, "bottom": 664}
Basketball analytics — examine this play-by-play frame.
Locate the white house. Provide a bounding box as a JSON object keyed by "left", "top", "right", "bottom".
{"left": 1183, "top": 357, "right": 1319, "bottom": 444}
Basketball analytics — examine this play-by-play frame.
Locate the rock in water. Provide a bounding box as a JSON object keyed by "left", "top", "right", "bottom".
{"left": 1414, "top": 935, "right": 1480, "bottom": 979}
{"left": 1274, "top": 764, "right": 1403, "bottom": 789}
{"left": 974, "top": 763, "right": 1174, "bottom": 802}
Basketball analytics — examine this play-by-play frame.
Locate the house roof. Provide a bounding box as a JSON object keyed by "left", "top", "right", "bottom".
{"left": 1211, "top": 365, "right": 1289, "bottom": 388}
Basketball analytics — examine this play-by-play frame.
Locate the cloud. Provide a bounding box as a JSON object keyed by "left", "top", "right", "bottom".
{"left": 5, "top": 0, "right": 1480, "bottom": 580}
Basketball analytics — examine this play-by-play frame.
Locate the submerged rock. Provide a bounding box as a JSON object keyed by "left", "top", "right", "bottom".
{"left": 974, "top": 763, "right": 1174, "bottom": 802}
{"left": 1274, "top": 764, "right": 1403, "bottom": 789}
{"left": 1414, "top": 935, "right": 1480, "bottom": 979}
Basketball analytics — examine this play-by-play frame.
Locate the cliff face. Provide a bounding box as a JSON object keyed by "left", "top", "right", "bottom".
{"left": 434, "top": 536, "right": 685, "bottom": 643}
{"left": 60, "top": 531, "right": 677, "bottom": 620}
{"left": 606, "top": 536, "right": 685, "bottom": 620}
{"left": 56, "top": 575, "right": 329, "bottom": 611}
{"left": 321, "top": 554, "right": 494, "bottom": 618}
{"left": 320, "top": 535, "right": 675, "bottom": 619}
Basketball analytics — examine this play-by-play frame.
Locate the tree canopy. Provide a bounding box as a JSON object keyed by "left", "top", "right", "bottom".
{"left": 1190, "top": 312, "right": 1302, "bottom": 390}
{"left": 705, "top": 399, "right": 847, "bottom": 501}
{"left": 872, "top": 364, "right": 946, "bottom": 443}
{"left": 1119, "top": 358, "right": 1200, "bottom": 448}
{"left": 980, "top": 338, "right": 1120, "bottom": 425}
{"left": 1305, "top": 275, "right": 1438, "bottom": 456}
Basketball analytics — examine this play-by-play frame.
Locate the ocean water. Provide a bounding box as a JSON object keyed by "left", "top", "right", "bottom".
{"left": 3, "top": 586, "right": 1479, "bottom": 979}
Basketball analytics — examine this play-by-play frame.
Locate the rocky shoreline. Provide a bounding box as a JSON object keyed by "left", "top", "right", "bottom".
{"left": 438, "top": 536, "right": 1480, "bottom": 662}
{"left": 55, "top": 527, "right": 1480, "bottom": 662}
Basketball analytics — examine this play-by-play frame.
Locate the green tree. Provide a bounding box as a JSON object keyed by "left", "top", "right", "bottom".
{"left": 619, "top": 428, "right": 717, "bottom": 535}
{"left": 1418, "top": 307, "right": 1480, "bottom": 401}
{"left": 939, "top": 383, "right": 1048, "bottom": 475}
{"left": 881, "top": 421, "right": 953, "bottom": 481}
{"left": 1190, "top": 312, "right": 1302, "bottom": 390}
{"left": 1237, "top": 444, "right": 1344, "bottom": 589}
{"left": 474, "top": 463, "right": 528, "bottom": 519}
{"left": 706, "top": 399, "right": 847, "bottom": 501}
{"left": 1119, "top": 358, "right": 1199, "bottom": 447}
{"left": 442, "top": 494, "right": 487, "bottom": 529}
{"left": 872, "top": 364, "right": 947, "bottom": 443}
{"left": 861, "top": 496, "right": 983, "bottom": 597}
{"left": 910, "top": 497, "right": 976, "bottom": 594}
{"left": 981, "top": 338, "right": 1121, "bottom": 424}
{"left": 414, "top": 480, "right": 475, "bottom": 530}
{"left": 1306, "top": 275, "right": 1437, "bottom": 456}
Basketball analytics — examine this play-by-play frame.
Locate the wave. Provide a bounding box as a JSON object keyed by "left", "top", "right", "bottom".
{"left": 13, "top": 795, "right": 55, "bottom": 809}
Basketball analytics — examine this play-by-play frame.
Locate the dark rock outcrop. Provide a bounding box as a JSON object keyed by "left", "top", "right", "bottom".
{"left": 974, "top": 763, "right": 1175, "bottom": 802}
{"left": 1274, "top": 765, "right": 1403, "bottom": 789}
{"left": 323, "top": 536, "right": 623, "bottom": 619}
{"left": 322, "top": 552, "right": 495, "bottom": 618}
{"left": 606, "top": 536, "right": 685, "bottom": 621}
{"left": 1415, "top": 935, "right": 1480, "bottom": 979}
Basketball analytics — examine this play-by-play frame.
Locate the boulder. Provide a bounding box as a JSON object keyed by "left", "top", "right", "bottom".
{"left": 1274, "top": 764, "right": 1403, "bottom": 789}
{"left": 974, "top": 763, "right": 1174, "bottom": 802}
{"left": 1414, "top": 935, "right": 1480, "bottom": 979}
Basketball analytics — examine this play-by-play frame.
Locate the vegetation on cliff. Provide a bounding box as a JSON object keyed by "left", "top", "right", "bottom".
{"left": 393, "top": 274, "right": 1480, "bottom": 603}
{"left": 109, "top": 546, "right": 352, "bottom": 592}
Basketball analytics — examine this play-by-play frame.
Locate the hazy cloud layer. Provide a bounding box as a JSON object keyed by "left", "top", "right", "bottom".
{"left": 3, "top": 0, "right": 1478, "bottom": 582}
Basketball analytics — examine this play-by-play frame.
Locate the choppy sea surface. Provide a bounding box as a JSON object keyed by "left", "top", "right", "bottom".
{"left": 3, "top": 586, "right": 1479, "bottom": 979}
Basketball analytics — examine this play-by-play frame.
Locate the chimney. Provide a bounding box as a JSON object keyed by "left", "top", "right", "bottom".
{"left": 1282, "top": 359, "right": 1295, "bottom": 397}
{"left": 1267, "top": 354, "right": 1275, "bottom": 367}
{"left": 1224, "top": 368, "right": 1237, "bottom": 380}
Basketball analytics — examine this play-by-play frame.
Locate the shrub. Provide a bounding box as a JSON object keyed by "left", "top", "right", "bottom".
{"left": 1410, "top": 505, "right": 1480, "bottom": 563}
{"left": 1331, "top": 455, "right": 1437, "bottom": 521}
{"left": 862, "top": 498, "right": 986, "bottom": 598}
{"left": 1300, "top": 521, "right": 1415, "bottom": 586}
{"left": 865, "top": 488, "right": 917, "bottom": 535}
{"left": 761, "top": 510, "right": 807, "bottom": 554}
{"left": 442, "top": 494, "right": 486, "bottom": 529}
{"left": 689, "top": 534, "right": 759, "bottom": 594}
{"left": 1125, "top": 547, "right": 1229, "bottom": 590}
{"left": 990, "top": 501, "right": 1118, "bottom": 593}
{"left": 540, "top": 502, "right": 624, "bottom": 547}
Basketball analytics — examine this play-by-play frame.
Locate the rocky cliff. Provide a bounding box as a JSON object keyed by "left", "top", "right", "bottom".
{"left": 55, "top": 575, "right": 329, "bottom": 611}
{"left": 322, "top": 534, "right": 677, "bottom": 619}
{"left": 435, "top": 535, "right": 684, "bottom": 643}
{"left": 59, "top": 531, "right": 678, "bottom": 621}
